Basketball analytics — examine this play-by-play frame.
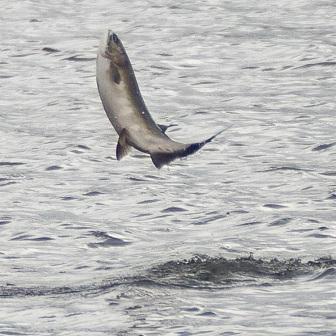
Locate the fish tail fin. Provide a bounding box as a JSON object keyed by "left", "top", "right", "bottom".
{"left": 150, "top": 128, "right": 227, "bottom": 169}
{"left": 202, "top": 126, "right": 231, "bottom": 144}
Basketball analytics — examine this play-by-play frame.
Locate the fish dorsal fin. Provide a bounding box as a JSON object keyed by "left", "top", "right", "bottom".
{"left": 158, "top": 123, "right": 177, "bottom": 134}
{"left": 158, "top": 124, "right": 169, "bottom": 133}
{"left": 116, "top": 129, "right": 131, "bottom": 160}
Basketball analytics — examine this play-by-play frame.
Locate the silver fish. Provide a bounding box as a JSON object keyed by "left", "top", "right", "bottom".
{"left": 96, "top": 30, "right": 223, "bottom": 168}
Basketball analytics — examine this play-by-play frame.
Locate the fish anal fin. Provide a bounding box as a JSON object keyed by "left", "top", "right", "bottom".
{"left": 116, "top": 129, "right": 131, "bottom": 160}
{"left": 150, "top": 152, "right": 178, "bottom": 169}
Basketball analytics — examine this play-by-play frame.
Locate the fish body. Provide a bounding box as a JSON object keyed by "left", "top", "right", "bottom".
{"left": 96, "top": 30, "right": 222, "bottom": 168}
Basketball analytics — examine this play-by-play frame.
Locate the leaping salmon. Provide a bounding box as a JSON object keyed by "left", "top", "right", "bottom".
{"left": 96, "top": 30, "right": 224, "bottom": 168}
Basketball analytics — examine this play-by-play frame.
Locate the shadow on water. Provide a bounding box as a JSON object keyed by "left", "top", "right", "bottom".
{"left": 1, "top": 256, "right": 335, "bottom": 298}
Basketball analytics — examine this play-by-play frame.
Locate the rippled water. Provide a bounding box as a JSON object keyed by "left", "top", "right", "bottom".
{"left": 1, "top": 0, "right": 335, "bottom": 335}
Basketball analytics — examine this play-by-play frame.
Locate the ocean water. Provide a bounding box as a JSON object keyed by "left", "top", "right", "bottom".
{"left": 0, "top": 0, "right": 335, "bottom": 335}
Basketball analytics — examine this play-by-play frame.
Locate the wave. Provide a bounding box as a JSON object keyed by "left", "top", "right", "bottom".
{"left": 1, "top": 255, "right": 335, "bottom": 298}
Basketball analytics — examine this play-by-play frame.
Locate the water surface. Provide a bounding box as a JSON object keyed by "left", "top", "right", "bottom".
{"left": 0, "top": 0, "right": 335, "bottom": 335}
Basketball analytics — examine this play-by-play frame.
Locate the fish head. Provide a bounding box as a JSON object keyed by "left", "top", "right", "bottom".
{"left": 100, "top": 30, "right": 128, "bottom": 67}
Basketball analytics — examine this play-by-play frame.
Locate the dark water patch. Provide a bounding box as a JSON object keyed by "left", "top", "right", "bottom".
{"left": 262, "top": 166, "right": 310, "bottom": 173}
{"left": 88, "top": 238, "right": 130, "bottom": 248}
{"left": 307, "top": 233, "right": 335, "bottom": 239}
{"left": 180, "top": 63, "right": 197, "bottom": 68}
{"left": 134, "top": 213, "right": 150, "bottom": 218}
{"left": 198, "top": 311, "right": 216, "bottom": 317}
{"left": 70, "top": 149, "right": 84, "bottom": 154}
{"left": 320, "top": 171, "right": 336, "bottom": 177}
{"left": 0, "top": 181, "right": 16, "bottom": 187}
{"left": 195, "top": 80, "right": 216, "bottom": 85}
{"left": 10, "top": 234, "right": 32, "bottom": 241}
{"left": 229, "top": 142, "right": 245, "bottom": 147}
{"left": 327, "top": 193, "right": 336, "bottom": 200}
{"left": 88, "top": 231, "right": 130, "bottom": 248}
{"left": 137, "top": 199, "right": 159, "bottom": 204}
{"left": 228, "top": 210, "right": 248, "bottom": 215}
{"left": 295, "top": 116, "right": 312, "bottom": 123}
{"left": 45, "top": 165, "right": 62, "bottom": 171}
{"left": 63, "top": 55, "right": 95, "bottom": 62}
{"left": 42, "top": 47, "right": 60, "bottom": 53}
{"left": 318, "top": 226, "right": 329, "bottom": 231}
{"left": 76, "top": 144, "right": 91, "bottom": 150}
{"left": 263, "top": 203, "right": 287, "bottom": 209}
{"left": 269, "top": 217, "right": 292, "bottom": 226}
{"left": 88, "top": 158, "right": 101, "bottom": 163}
{"left": 312, "top": 142, "right": 336, "bottom": 151}
{"left": 303, "top": 102, "right": 326, "bottom": 108}
{"left": 125, "top": 305, "right": 142, "bottom": 311}
{"left": 0, "top": 162, "right": 25, "bottom": 166}
{"left": 11, "top": 53, "right": 37, "bottom": 58}
{"left": 89, "top": 231, "right": 111, "bottom": 239}
{"left": 61, "top": 196, "right": 78, "bottom": 201}
{"left": 127, "top": 176, "right": 146, "bottom": 182}
{"left": 296, "top": 61, "right": 336, "bottom": 69}
{"left": 282, "top": 65, "right": 293, "bottom": 70}
{"left": 162, "top": 206, "right": 187, "bottom": 213}
{"left": 290, "top": 228, "right": 314, "bottom": 233}
{"left": 83, "top": 191, "right": 104, "bottom": 196}
{"left": 0, "top": 330, "right": 27, "bottom": 335}
{"left": 144, "top": 255, "right": 336, "bottom": 289}
{"left": 25, "top": 236, "right": 54, "bottom": 242}
{"left": 238, "top": 221, "right": 262, "bottom": 227}
{"left": 181, "top": 306, "right": 200, "bottom": 312}
{"left": 29, "top": 237, "right": 54, "bottom": 241}
{"left": 242, "top": 66, "right": 259, "bottom": 70}
{"left": 157, "top": 52, "right": 172, "bottom": 57}
{"left": 243, "top": 154, "right": 263, "bottom": 158}
{"left": 193, "top": 213, "right": 226, "bottom": 225}
{"left": 10, "top": 234, "right": 54, "bottom": 241}
{"left": 152, "top": 214, "right": 170, "bottom": 220}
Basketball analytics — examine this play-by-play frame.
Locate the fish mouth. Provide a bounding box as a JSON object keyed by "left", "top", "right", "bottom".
{"left": 107, "top": 30, "right": 119, "bottom": 46}
{"left": 100, "top": 30, "right": 121, "bottom": 59}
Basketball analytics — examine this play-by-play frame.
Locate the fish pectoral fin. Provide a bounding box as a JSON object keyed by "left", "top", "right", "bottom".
{"left": 116, "top": 129, "right": 131, "bottom": 160}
